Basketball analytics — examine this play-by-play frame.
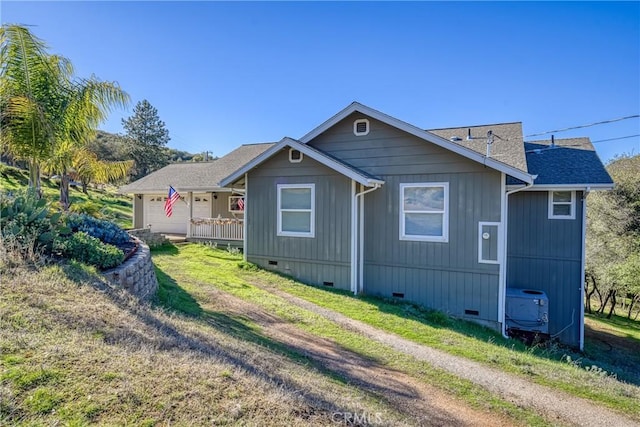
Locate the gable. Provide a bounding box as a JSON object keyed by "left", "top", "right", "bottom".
{"left": 308, "top": 112, "right": 495, "bottom": 177}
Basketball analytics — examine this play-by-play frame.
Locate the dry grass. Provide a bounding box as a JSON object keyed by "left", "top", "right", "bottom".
{"left": 0, "top": 262, "right": 412, "bottom": 426}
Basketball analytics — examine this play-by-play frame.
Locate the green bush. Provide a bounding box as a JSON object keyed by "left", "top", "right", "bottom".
{"left": 68, "top": 200, "right": 102, "bottom": 217}
{"left": 0, "top": 189, "right": 68, "bottom": 258}
{"left": 56, "top": 231, "right": 124, "bottom": 270}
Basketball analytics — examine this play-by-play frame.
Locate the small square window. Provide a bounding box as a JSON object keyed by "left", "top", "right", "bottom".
{"left": 548, "top": 191, "right": 575, "bottom": 219}
{"left": 229, "top": 196, "right": 245, "bottom": 213}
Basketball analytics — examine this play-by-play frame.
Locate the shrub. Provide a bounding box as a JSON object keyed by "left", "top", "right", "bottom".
{"left": 68, "top": 200, "right": 102, "bottom": 217}
{"left": 66, "top": 213, "right": 130, "bottom": 245}
{"left": 56, "top": 231, "right": 124, "bottom": 270}
{"left": 0, "top": 189, "right": 68, "bottom": 258}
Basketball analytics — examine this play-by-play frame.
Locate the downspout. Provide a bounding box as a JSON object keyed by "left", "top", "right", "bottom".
{"left": 243, "top": 174, "right": 248, "bottom": 262}
{"left": 353, "top": 183, "right": 381, "bottom": 295}
{"left": 500, "top": 175, "right": 536, "bottom": 339}
{"left": 579, "top": 187, "right": 590, "bottom": 351}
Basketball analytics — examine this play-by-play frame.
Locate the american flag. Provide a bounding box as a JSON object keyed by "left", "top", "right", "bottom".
{"left": 164, "top": 186, "right": 181, "bottom": 217}
{"left": 237, "top": 197, "right": 245, "bottom": 211}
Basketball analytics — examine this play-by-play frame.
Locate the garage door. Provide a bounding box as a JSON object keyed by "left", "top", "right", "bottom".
{"left": 144, "top": 193, "right": 211, "bottom": 234}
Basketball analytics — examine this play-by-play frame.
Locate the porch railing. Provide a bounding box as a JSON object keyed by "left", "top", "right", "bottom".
{"left": 189, "top": 217, "right": 243, "bottom": 241}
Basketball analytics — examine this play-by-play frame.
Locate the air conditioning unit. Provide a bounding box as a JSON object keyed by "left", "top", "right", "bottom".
{"left": 505, "top": 288, "right": 549, "bottom": 335}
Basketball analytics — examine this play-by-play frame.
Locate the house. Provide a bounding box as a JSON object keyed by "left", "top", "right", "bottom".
{"left": 119, "top": 143, "right": 274, "bottom": 240}
{"left": 220, "top": 102, "right": 613, "bottom": 349}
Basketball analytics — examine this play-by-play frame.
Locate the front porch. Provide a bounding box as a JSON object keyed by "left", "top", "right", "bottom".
{"left": 188, "top": 216, "right": 244, "bottom": 245}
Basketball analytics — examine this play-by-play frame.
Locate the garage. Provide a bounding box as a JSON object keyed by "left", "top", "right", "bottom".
{"left": 143, "top": 193, "right": 212, "bottom": 234}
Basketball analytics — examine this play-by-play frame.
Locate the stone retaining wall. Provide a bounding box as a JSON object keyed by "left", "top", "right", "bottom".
{"left": 127, "top": 228, "right": 168, "bottom": 248}
{"left": 103, "top": 237, "right": 157, "bottom": 300}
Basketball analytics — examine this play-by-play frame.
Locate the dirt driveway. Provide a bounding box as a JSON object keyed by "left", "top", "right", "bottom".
{"left": 239, "top": 279, "right": 640, "bottom": 427}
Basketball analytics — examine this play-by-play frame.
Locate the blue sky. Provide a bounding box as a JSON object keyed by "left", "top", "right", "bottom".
{"left": 3, "top": 1, "right": 639, "bottom": 162}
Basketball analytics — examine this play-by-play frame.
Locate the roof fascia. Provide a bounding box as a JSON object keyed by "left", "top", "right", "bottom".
{"left": 506, "top": 183, "right": 614, "bottom": 191}
{"left": 299, "top": 102, "right": 533, "bottom": 185}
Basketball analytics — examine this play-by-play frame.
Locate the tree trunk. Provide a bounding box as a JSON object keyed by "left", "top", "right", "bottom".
{"left": 28, "top": 160, "right": 42, "bottom": 198}
{"left": 628, "top": 294, "right": 639, "bottom": 319}
{"left": 599, "top": 289, "right": 613, "bottom": 315}
{"left": 81, "top": 180, "right": 89, "bottom": 194}
{"left": 606, "top": 290, "right": 617, "bottom": 319}
{"left": 60, "top": 173, "right": 70, "bottom": 211}
{"left": 585, "top": 274, "right": 597, "bottom": 314}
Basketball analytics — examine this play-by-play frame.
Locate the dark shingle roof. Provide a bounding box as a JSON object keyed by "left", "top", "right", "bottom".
{"left": 428, "top": 122, "right": 528, "bottom": 172}
{"left": 524, "top": 138, "right": 613, "bottom": 186}
{"left": 119, "top": 143, "right": 275, "bottom": 193}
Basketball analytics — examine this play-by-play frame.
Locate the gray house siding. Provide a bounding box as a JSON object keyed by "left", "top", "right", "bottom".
{"left": 246, "top": 148, "right": 353, "bottom": 290}
{"left": 133, "top": 195, "right": 144, "bottom": 229}
{"left": 507, "top": 191, "right": 584, "bottom": 347}
{"left": 310, "top": 113, "right": 503, "bottom": 327}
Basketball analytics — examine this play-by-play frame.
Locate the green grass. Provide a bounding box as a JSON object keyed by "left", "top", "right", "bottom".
{"left": 0, "top": 164, "right": 132, "bottom": 229}
{"left": 152, "top": 244, "right": 560, "bottom": 425}
{"left": 3, "top": 262, "right": 424, "bottom": 426}
{"left": 152, "top": 244, "right": 640, "bottom": 421}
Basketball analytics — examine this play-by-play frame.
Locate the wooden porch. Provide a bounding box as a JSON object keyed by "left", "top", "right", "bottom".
{"left": 188, "top": 216, "right": 244, "bottom": 244}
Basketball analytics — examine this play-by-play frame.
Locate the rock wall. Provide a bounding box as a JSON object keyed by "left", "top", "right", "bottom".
{"left": 127, "top": 228, "right": 168, "bottom": 248}
{"left": 103, "top": 237, "right": 157, "bottom": 300}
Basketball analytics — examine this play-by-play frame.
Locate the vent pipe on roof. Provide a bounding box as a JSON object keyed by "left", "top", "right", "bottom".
{"left": 486, "top": 130, "right": 494, "bottom": 158}
{"left": 551, "top": 135, "right": 555, "bottom": 148}
{"left": 466, "top": 128, "right": 472, "bottom": 140}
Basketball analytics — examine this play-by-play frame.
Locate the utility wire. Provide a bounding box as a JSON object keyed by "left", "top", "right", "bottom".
{"left": 525, "top": 115, "right": 639, "bottom": 138}
{"left": 591, "top": 134, "right": 640, "bottom": 144}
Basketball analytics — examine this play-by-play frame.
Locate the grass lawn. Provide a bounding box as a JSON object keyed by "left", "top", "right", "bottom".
{"left": 152, "top": 244, "right": 640, "bottom": 422}
{"left": 0, "top": 164, "right": 132, "bottom": 229}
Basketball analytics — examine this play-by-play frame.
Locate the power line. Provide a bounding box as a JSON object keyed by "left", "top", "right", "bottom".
{"left": 591, "top": 134, "right": 640, "bottom": 144}
{"left": 525, "top": 115, "right": 640, "bottom": 138}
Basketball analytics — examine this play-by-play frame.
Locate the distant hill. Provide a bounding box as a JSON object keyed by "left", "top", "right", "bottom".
{"left": 91, "top": 130, "right": 207, "bottom": 164}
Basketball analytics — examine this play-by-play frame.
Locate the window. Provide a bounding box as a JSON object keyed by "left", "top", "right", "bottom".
{"left": 548, "top": 191, "right": 575, "bottom": 219}
{"left": 277, "top": 184, "right": 315, "bottom": 237}
{"left": 400, "top": 183, "right": 449, "bottom": 242}
{"left": 229, "top": 196, "right": 245, "bottom": 213}
{"left": 353, "top": 119, "right": 370, "bottom": 136}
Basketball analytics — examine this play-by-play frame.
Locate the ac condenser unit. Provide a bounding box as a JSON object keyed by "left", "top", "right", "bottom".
{"left": 505, "top": 288, "right": 549, "bottom": 335}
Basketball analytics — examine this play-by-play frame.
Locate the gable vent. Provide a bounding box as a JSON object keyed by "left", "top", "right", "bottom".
{"left": 289, "top": 148, "right": 303, "bottom": 163}
{"left": 353, "top": 119, "right": 370, "bottom": 136}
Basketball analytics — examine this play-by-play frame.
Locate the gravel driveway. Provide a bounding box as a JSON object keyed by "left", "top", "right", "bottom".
{"left": 254, "top": 283, "right": 639, "bottom": 427}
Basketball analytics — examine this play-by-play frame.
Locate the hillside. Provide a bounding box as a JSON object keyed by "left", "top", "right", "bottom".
{"left": 0, "top": 165, "right": 132, "bottom": 229}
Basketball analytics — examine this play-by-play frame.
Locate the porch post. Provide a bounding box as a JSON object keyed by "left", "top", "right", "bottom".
{"left": 187, "top": 191, "right": 193, "bottom": 238}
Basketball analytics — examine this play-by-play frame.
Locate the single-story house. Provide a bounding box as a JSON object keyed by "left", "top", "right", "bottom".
{"left": 220, "top": 102, "right": 613, "bottom": 349}
{"left": 119, "top": 143, "right": 273, "bottom": 240}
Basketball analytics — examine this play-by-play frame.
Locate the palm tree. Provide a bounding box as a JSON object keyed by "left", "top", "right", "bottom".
{"left": 0, "top": 25, "right": 72, "bottom": 196}
{"left": 1, "top": 25, "right": 129, "bottom": 208}
{"left": 42, "top": 78, "right": 129, "bottom": 209}
{"left": 71, "top": 148, "right": 133, "bottom": 194}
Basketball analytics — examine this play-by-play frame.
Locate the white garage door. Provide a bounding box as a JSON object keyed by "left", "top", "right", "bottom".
{"left": 144, "top": 193, "right": 211, "bottom": 234}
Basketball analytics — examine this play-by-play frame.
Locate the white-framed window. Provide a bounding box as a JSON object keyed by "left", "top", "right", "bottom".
{"left": 353, "top": 119, "right": 370, "bottom": 136}
{"left": 277, "top": 184, "right": 315, "bottom": 237}
{"left": 400, "top": 182, "right": 449, "bottom": 242}
{"left": 548, "top": 191, "right": 575, "bottom": 219}
{"left": 289, "top": 148, "right": 303, "bottom": 163}
{"left": 229, "top": 196, "right": 245, "bottom": 213}
{"left": 478, "top": 221, "right": 500, "bottom": 264}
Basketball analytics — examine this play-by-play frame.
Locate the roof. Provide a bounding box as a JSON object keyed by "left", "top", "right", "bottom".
{"left": 220, "top": 137, "right": 385, "bottom": 188}
{"left": 299, "top": 102, "right": 534, "bottom": 184}
{"left": 428, "top": 122, "right": 528, "bottom": 172}
{"left": 119, "top": 143, "right": 275, "bottom": 194}
{"left": 523, "top": 138, "right": 614, "bottom": 188}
